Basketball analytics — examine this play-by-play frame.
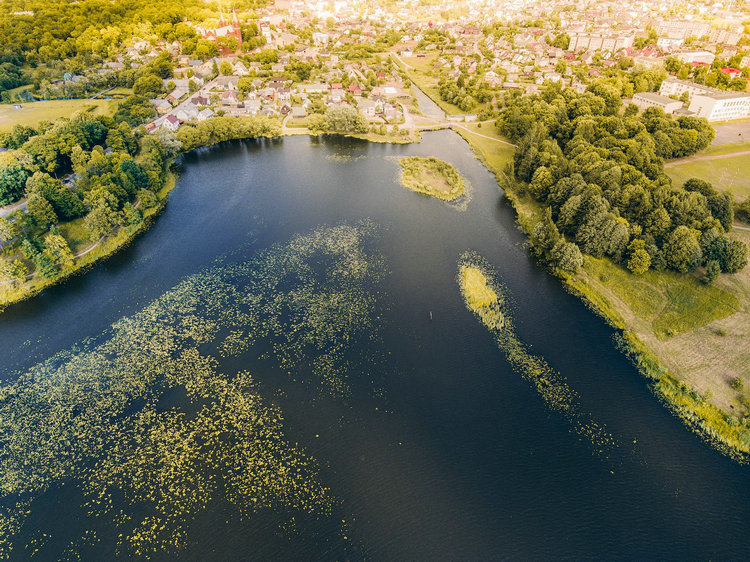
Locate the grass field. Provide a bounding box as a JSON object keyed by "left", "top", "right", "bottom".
{"left": 452, "top": 124, "right": 515, "bottom": 171}
{"left": 666, "top": 142, "right": 750, "bottom": 201}
{"left": 0, "top": 99, "right": 117, "bottom": 132}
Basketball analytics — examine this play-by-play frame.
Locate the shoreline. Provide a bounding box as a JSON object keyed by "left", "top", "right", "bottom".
{"left": 0, "top": 127, "right": 416, "bottom": 311}
{"left": 452, "top": 125, "right": 750, "bottom": 462}
{"left": 0, "top": 174, "right": 176, "bottom": 312}
{"left": 4, "top": 121, "right": 747, "bottom": 461}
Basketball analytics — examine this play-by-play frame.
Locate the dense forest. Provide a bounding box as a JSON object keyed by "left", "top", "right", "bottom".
{"left": 497, "top": 83, "right": 747, "bottom": 279}
{"left": 0, "top": 0, "right": 269, "bottom": 97}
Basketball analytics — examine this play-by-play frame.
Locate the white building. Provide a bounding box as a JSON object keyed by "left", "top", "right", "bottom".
{"left": 688, "top": 92, "right": 750, "bottom": 121}
{"left": 632, "top": 92, "right": 683, "bottom": 114}
{"left": 568, "top": 33, "right": 634, "bottom": 52}
{"left": 675, "top": 50, "right": 715, "bottom": 65}
{"left": 659, "top": 77, "right": 715, "bottom": 101}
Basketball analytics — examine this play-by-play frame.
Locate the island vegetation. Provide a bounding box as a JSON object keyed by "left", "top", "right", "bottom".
{"left": 398, "top": 156, "right": 466, "bottom": 201}
{"left": 457, "top": 253, "right": 617, "bottom": 453}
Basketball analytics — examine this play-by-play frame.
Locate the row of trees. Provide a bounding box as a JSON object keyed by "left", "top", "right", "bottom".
{"left": 305, "top": 105, "right": 369, "bottom": 135}
{"left": 498, "top": 84, "right": 746, "bottom": 278}
{"left": 176, "top": 115, "right": 281, "bottom": 152}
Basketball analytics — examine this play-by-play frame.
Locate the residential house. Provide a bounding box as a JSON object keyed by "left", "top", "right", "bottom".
{"left": 358, "top": 99, "right": 378, "bottom": 119}
{"left": 197, "top": 108, "right": 215, "bottom": 121}
{"left": 150, "top": 99, "right": 172, "bottom": 114}
{"left": 174, "top": 105, "right": 199, "bottom": 122}
{"left": 220, "top": 91, "right": 241, "bottom": 106}
{"left": 244, "top": 99, "right": 262, "bottom": 115}
{"left": 215, "top": 75, "right": 240, "bottom": 91}
{"left": 167, "top": 87, "right": 189, "bottom": 105}
{"left": 162, "top": 114, "right": 181, "bottom": 131}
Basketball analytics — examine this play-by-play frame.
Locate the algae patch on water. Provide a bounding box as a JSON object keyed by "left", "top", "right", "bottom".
{"left": 457, "top": 252, "right": 617, "bottom": 456}
{"left": 0, "top": 222, "right": 389, "bottom": 559}
{"left": 398, "top": 156, "right": 466, "bottom": 202}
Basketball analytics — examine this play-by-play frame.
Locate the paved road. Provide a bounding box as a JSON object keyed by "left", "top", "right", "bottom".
{"left": 0, "top": 199, "right": 26, "bottom": 219}
{"left": 151, "top": 78, "right": 218, "bottom": 129}
{"left": 711, "top": 121, "right": 750, "bottom": 145}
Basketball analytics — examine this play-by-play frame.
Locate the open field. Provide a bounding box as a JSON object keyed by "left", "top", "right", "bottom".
{"left": 0, "top": 99, "right": 117, "bottom": 132}
{"left": 393, "top": 54, "right": 464, "bottom": 116}
{"left": 452, "top": 124, "right": 515, "bottom": 171}
{"left": 666, "top": 142, "right": 750, "bottom": 201}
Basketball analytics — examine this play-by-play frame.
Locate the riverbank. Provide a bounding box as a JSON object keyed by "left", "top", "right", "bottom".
{"left": 454, "top": 125, "right": 750, "bottom": 461}
{"left": 0, "top": 174, "right": 176, "bottom": 311}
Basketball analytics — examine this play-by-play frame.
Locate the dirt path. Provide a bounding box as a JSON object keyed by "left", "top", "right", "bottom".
{"left": 451, "top": 124, "right": 516, "bottom": 147}
{"left": 664, "top": 150, "right": 750, "bottom": 168}
{"left": 74, "top": 235, "right": 105, "bottom": 258}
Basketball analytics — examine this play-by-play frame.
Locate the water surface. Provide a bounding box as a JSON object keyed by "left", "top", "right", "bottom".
{"left": 1, "top": 132, "right": 749, "bottom": 560}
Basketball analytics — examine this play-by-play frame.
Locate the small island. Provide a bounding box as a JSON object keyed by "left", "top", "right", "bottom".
{"left": 398, "top": 156, "right": 466, "bottom": 201}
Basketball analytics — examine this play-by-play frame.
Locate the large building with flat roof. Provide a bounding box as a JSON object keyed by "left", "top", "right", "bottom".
{"left": 688, "top": 91, "right": 750, "bottom": 122}
{"left": 632, "top": 92, "right": 683, "bottom": 114}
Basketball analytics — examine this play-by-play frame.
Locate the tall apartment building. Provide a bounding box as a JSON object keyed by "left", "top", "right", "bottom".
{"left": 568, "top": 32, "right": 634, "bottom": 52}
{"left": 654, "top": 20, "right": 711, "bottom": 40}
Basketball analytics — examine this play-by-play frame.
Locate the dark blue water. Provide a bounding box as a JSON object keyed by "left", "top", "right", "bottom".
{"left": 1, "top": 132, "right": 749, "bottom": 560}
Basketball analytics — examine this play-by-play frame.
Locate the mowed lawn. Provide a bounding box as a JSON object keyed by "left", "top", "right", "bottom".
{"left": 0, "top": 99, "right": 117, "bottom": 132}
{"left": 666, "top": 142, "right": 750, "bottom": 201}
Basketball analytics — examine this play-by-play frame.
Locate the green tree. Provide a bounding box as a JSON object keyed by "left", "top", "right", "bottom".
{"left": 663, "top": 226, "right": 702, "bottom": 273}
{"left": 26, "top": 193, "right": 58, "bottom": 228}
{"left": 703, "top": 260, "right": 720, "bottom": 284}
{"left": 551, "top": 240, "right": 583, "bottom": 273}
{"left": 0, "top": 216, "right": 18, "bottom": 244}
{"left": 626, "top": 239, "right": 651, "bottom": 274}
{"left": 325, "top": 105, "right": 368, "bottom": 133}
{"left": 305, "top": 113, "right": 328, "bottom": 135}
{"left": 42, "top": 227, "right": 74, "bottom": 270}
{"left": 0, "top": 258, "right": 28, "bottom": 287}
{"left": 84, "top": 200, "right": 118, "bottom": 239}
{"left": 133, "top": 74, "right": 164, "bottom": 98}
{"left": 219, "top": 61, "right": 233, "bottom": 75}
{"left": 0, "top": 164, "right": 30, "bottom": 205}
{"left": 137, "top": 189, "right": 158, "bottom": 209}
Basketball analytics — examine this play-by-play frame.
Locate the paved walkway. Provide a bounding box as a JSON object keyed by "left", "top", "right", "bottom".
{"left": 0, "top": 199, "right": 26, "bottom": 219}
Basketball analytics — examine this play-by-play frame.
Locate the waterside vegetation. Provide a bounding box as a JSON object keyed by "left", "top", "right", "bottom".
{"left": 398, "top": 156, "right": 466, "bottom": 201}
{"left": 447, "top": 81, "right": 750, "bottom": 459}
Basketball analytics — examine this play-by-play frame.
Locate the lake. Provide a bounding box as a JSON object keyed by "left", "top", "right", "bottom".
{"left": 1, "top": 131, "right": 749, "bottom": 560}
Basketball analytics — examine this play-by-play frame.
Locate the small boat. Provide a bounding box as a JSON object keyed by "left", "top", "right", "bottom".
{"left": 429, "top": 311, "right": 433, "bottom": 321}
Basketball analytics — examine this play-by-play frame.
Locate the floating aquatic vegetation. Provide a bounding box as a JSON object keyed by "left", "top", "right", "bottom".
{"left": 0, "top": 222, "right": 389, "bottom": 558}
{"left": 325, "top": 153, "right": 367, "bottom": 163}
{"left": 457, "top": 252, "right": 617, "bottom": 455}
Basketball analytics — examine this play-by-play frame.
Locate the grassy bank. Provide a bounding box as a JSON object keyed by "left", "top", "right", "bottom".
{"left": 392, "top": 54, "right": 464, "bottom": 116}
{"left": 0, "top": 174, "right": 176, "bottom": 311}
{"left": 457, "top": 123, "right": 750, "bottom": 460}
